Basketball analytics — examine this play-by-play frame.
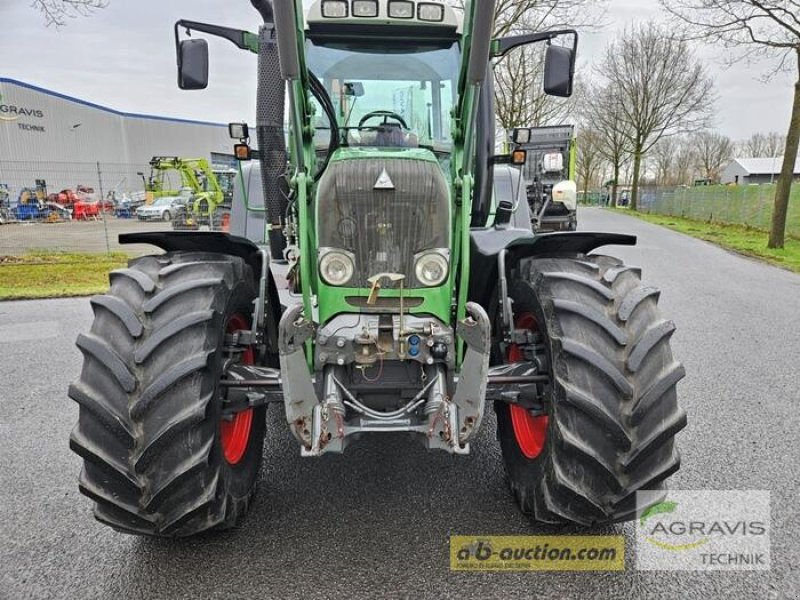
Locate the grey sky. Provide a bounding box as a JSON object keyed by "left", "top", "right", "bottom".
{"left": 0, "top": 0, "right": 795, "bottom": 141}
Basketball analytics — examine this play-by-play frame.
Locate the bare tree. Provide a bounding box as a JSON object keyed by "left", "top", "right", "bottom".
{"left": 662, "top": 0, "right": 800, "bottom": 248}
{"left": 494, "top": 45, "right": 584, "bottom": 129}
{"left": 764, "top": 131, "right": 788, "bottom": 157}
{"left": 599, "top": 23, "right": 715, "bottom": 210}
{"left": 576, "top": 128, "right": 604, "bottom": 201}
{"left": 449, "top": 0, "right": 606, "bottom": 131}
{"left": 673, "top": 135, "right": 699, "bottom": 185}
{"left": 31, "top": 0, "right": 108, "bottom": 27}
{"left": 651, "top": 137, "right": 678, "bottom": 185}
{"left": 585, "top": 82, "right": 634, "bottom": 204}
{"left": 740, "top": 132, "right": 769, "bottom": 157}
{"left": 739, "top": 131, "right": 789, "bottom": 157}
{"left": 448, "top": 0, "right": 607, "bottom": 37}
{"left": 694, "top": 130, "right": 734, "bottom": 183}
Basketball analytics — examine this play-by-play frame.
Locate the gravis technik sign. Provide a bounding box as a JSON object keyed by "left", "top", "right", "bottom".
{"left": 0, "top": 92, "right": 46, "bottom": 131}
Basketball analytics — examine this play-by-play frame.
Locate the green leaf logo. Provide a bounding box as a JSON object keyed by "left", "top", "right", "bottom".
{"left": 0, "top": 92, "right": 18, "bottom": 123}
{"left": 640, "top": 501, "right": 678, "bottom": 526}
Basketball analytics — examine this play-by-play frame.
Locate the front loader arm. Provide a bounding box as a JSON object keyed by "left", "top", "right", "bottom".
{"left": 453, "top": 0, "right": 496, "bottom": 359}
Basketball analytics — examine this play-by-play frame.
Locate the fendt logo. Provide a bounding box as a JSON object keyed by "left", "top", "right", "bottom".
{"left": 0, "top": 92, "right": 45, "bottom": 122}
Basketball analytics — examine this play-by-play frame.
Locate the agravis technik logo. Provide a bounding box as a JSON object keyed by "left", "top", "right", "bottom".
{"left": 636, "top": 490, "right": 770, "bottom": 571}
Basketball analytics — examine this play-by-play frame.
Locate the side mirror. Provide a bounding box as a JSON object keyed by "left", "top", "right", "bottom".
{"left": 543, "top": 45, "right": 575, "bottom": 97}
{"left": 343, "top": 82, "right": 365, "bottom": 97}
{"left": 177, "top": 39, "right": 209, "bottom": 90}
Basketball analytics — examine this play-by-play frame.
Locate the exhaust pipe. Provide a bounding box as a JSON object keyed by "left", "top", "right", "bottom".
{"left": 252, "top": 0, "right": 290, "bottom": 261}
{"left": 466, "top": 0, "right": 495, "bottom": 85}
{"left": 271, "top": 0, "right": 301, "bottom": 80}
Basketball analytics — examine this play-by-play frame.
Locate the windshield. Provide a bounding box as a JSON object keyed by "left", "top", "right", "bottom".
{"left": 306, "top": 40, "right": 459, "bottom": 154}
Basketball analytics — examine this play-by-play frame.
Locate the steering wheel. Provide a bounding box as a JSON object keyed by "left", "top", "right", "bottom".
{"left": 358, "top": 110, "right": 409, "bottom": 130}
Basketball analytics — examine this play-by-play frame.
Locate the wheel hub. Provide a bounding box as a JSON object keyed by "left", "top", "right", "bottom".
{"left": 507, "top": 313, "right": 549, "bottom": 460}
{"left": 220, "top": 314, "right": 254, "bottom": 465}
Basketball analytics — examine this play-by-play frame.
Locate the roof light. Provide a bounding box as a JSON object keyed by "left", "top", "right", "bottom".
{"left": 352, "top": 0, "right": 379, "bottom": 17}
{"left": 417, "top": 2, "right": 444, "bottom": 22}
{"left": 321, "top": 0, "right": 348, "bottom": 18}
{"left": 388, "top": 0, "right": 414, "bottom": 18}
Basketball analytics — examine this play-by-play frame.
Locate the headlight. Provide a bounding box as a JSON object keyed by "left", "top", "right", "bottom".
{"left": 319, "top": 249, "right": 355, "bottom": 286}
{"left": 414, "top": 250, "right": 449, "bottom": 287}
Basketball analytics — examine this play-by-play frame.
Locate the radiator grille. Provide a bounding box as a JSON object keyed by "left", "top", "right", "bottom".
{"left": 317, "top": 158, "right": 449, "bottom": 289}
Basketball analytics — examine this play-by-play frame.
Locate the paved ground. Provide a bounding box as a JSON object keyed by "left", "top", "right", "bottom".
{"left": 0, "top": 207, "right": 797, "bottom": 599}
{"left": 0, "top": 218, "right": 172, "bottom": 256}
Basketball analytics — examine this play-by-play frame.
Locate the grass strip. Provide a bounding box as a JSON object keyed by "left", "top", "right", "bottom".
{"left": 611, "top": 209, "right": 800, "bottom": 273}
{"left": 0, "top": 251, "right": 128, "bottom": 300}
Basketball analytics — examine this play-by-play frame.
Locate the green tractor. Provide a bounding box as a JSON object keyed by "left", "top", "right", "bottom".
{"left": 69, "top": 0, "right": 686, "bottom": 536}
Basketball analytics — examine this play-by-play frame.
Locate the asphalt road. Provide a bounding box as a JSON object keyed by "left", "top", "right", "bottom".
{"left": 1, "top": 207, "right": 798, "bottom": 599}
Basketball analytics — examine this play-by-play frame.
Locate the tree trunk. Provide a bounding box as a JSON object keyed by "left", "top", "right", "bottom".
{"left": 583, "top": 178, "right": 590, "bottom": 205}
{"left": 768, "top": 54, "right": 800, "bottom": 249}
{"left": 612, "top": 162, "right": 620, "bottom": 206}
{"left": 631, "top": 149, "right": 643, "bottom": 211}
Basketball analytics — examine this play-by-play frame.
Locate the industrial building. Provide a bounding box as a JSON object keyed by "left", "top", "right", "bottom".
{"left": 0, "top": 77, "right": 235, "bottom": 198}
{"left": 720, "top": 157, "right": 800, "bottom": 185}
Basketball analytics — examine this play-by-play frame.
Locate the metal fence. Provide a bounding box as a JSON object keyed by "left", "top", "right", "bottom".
{"left": 0, "top": 160, "right": 201, "bottom": 256}
{"left": 638, "top": 184, "right": 800, "bottom": 239}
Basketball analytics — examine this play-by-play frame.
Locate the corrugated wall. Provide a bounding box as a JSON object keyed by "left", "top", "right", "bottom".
{"left": 0, "top": 78, "right": 232, "bottom": 195}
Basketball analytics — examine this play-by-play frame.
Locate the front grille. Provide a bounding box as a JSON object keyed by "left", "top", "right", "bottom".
{"left": 317, "top": 157, "right": 449, "bottom": 288}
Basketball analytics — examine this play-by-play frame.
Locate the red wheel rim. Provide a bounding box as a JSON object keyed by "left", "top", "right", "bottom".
{"left": 220, "top": 314, "right": 254, "bottom": 465}
{"left": 507, "top": 313, "right": 549, "bottom": 460}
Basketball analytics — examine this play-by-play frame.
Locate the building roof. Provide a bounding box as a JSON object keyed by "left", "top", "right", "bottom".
{"left": 729, "top": 157, "right": 800, "bottom": 176}
{"left": 0, "top": 77, "right": 226, "bottom": 128}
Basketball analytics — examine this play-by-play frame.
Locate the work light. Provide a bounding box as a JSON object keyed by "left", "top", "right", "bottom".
{"left": 228, "top": 122, "right": 249, "bottom": 140}
{"left": 417, "top": 2, "right": 444, "bottom": 22}
{"left": 319, "top": 249, "right": 355, "bottom": 286}
{"left": 321, "top": 0, "right": 348, "bottom": 18}
{"left": 415, "top": 251, "right": 449, "bottom": 287}
{"left": 352, "top": 0, "right": 379, "bottom": 17}
{"left": 512, "top": 128, "right": 532, "bottom": 145}
{"left": 388, "top": 0, "right": 414, "bottom": 18}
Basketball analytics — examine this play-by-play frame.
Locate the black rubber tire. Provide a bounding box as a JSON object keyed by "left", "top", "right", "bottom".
{"left": 69, "top": 251, "right": 266, "bottom": 536}
{"left": 496, "top": 255, "right": 686, "bottom": 525}
{"left": 162, "top": 210, "right": 171, "bottom": 222}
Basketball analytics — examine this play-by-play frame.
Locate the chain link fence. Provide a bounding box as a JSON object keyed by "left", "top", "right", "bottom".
{"left": 0, "top": 160, "right": 223, "bottom": 256}
{"left": 638, "top": 184, "right": 800, "bottom": 240}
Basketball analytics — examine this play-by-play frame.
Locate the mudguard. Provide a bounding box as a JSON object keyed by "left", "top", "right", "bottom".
{"left": 468, "top": 228, "right": 637, "bottom": 312}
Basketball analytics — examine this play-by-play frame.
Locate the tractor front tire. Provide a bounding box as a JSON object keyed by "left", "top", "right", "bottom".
{"left": 69, "top": 251, "right": 266, "bottom": 536}
{"left": 496, "top": 255, "right": 686, "bottom": 525}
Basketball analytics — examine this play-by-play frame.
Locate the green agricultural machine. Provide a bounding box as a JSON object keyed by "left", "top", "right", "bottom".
{"left": 514, "top": 125, "right": 579, "bottom": 232}
{"left": 143, "top": 156, "right": 233, "bottom": 228}
{"left": 69, "top": 0, "right": 686, "bottom": 536}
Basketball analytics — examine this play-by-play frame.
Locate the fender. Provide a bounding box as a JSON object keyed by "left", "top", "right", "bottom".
{"left": 120, "top": 231, "right": 283, "bottom": 361}
{"left": 468, "top": 228, "right": 637, "bottom": 312}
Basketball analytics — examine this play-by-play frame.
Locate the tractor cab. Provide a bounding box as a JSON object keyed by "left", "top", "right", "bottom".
{"left": 304, "top": 1, "right": 460, "bottom": 162}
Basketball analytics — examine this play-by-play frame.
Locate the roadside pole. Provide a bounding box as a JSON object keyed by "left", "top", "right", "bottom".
{"left": 97, "top": 162, "right": 111, "bottom": 255}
